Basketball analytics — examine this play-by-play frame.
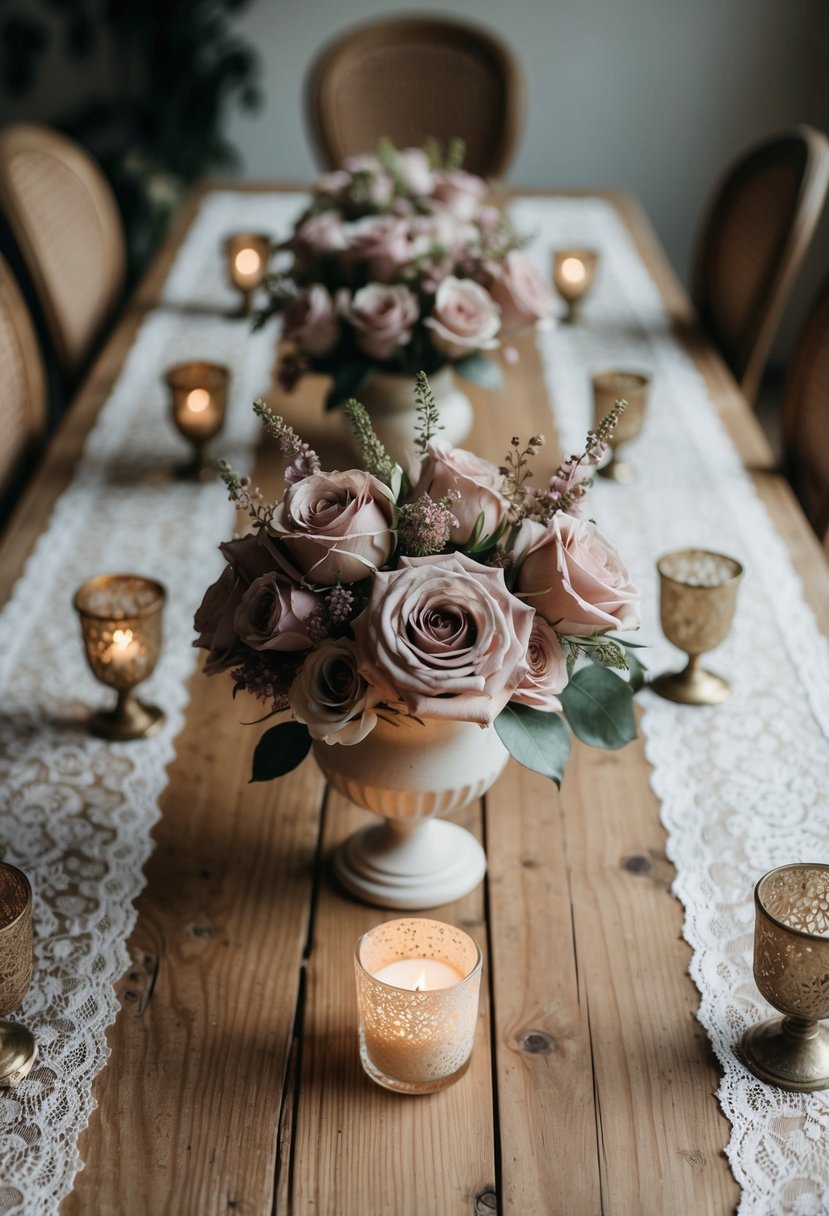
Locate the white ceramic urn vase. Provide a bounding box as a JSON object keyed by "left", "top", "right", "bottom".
{"left": 312, "top": 715, "right": 508, "bottom": 910}
{"left": 348, "top": 366, "right": 473, "bottom": 461}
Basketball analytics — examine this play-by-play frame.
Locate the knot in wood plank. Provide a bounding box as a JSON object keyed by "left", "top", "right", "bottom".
{"left": 475, "top": 1189, "right": 497, "bottom": 1214}
{"left": 519, "top": 1030, "right": 556, "bottom": 1054}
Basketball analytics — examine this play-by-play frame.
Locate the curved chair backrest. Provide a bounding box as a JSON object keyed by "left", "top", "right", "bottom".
{"left": 692, "top": 125, "right": 829, "bottom": 405}
{"left": 306, "top": 16, "right": 525, "bottom": 178}
{"left": 782, "top": 275, "right": 829, "bottom": 547}
{"left": 0, "top": 122, "right": 126, "bottom": 382}
{"left": 0, "top": 253, "right": 46, "bottom": 505}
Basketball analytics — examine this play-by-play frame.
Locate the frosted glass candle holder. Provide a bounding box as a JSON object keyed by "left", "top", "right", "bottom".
{"left": 354, "top": 917, "right": 482, "bottom": 1094}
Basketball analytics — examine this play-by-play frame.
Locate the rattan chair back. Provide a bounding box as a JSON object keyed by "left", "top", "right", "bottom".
{"left": 782, "top": 276, "right": 829, "bottom": 548}
{"left": 0, "top": 253, "right": 46, "bottom": 503}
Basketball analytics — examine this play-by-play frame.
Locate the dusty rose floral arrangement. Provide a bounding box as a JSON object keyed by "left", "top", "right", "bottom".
{"left": 194, "top": 374, "right": 642, "bottom": 784}
{"left": 256, "top": 140, "right": 554, "bottom": 405}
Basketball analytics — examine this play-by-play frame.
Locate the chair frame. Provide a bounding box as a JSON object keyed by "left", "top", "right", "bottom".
{"left": 305, "top": 15, "right": 525, "bottom": 179}
{"left": 692, "top": 124, "right": 829, "bottom": 405}
{"left": 0, "top": 253, "right": 46, "bottom": 503}
{"left": 782, "top": 273, "right": 829, "bottom": 544}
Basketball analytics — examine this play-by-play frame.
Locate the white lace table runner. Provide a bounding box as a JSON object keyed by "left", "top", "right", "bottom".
{"left": 0, "top": 192, "right": 305, "bottom": 1215}
{"left": 512, "top": 197, "right": 829, "bottom": 1216}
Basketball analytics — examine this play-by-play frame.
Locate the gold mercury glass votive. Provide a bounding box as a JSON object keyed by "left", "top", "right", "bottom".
{"left": 552, "top": 248, "right": 599, "bottom": 321}
{"left": 652, "top": 549, "right": 743, "bottom": 706}
{"left": 0, "top": 862, "right": 37, "bottom": 1087}
{"left": 355, "top": 917, "right": 482, "bottom": 1094}
{"left": 593, "top": 369, "right": 651, "bottom": 483}
{"left": 741, "top": 863, "right": 829, "bottom": 1092}
{"left": 225, "top": 231, "right": 271, "bottom": 316}
{"left": 74, "top": 574, "right": 166, "bottom": 740}
{"left": 165, "top": 360, "right": 230, "bottom": 479}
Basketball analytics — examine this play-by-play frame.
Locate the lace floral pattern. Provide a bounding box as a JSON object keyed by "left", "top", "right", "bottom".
{"left": 0, "top": 193, "right": 305, "bottom": 1214}
{"left": 511, "top": 197, "right": 829, "bottom": 1216}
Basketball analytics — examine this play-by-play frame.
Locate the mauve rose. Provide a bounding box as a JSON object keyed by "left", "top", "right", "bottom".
{"left": 283, "top": 285, "right": 340, "bottom": 357}
{"left": 352, "top": 552, "right": 534, "bottom": 724}
{"left": 342, "top": 216, "right": 411, "bottom": 282}
{"left": 409, "top": 438, "right": 510, "bottom": 543}
{"left": 432, "top": 169, "right": 488, "bottom": 220}
{"left": 290, "top": 213, "right": 347, "bottom": 271}
{"left": 515, "top": 516, "right": 640, "bottom": 636}
{"left": 194, "top": 532, "right": 286, "bottom": 673}
{"left": 424, "top": 275, "right": 501, "bottom": 359}
{"left": 512, "top": 616, "right": 569, "bottom": 711}
{"left": 233, "top": 573, "right": 316, "bottom": 651}
{"left": 395, "top": 147, "right": 435, "bottom": 196}
{"left": 343, "top": 283, "right": 419, "bottom": 361}
{"left": 269, "top": 469, "right": 395, "bottom": 585}
{"left": 489, "top": 251, "right": 555, "bottom": 336}
{"left": 290, "top": 639, "right": 380, "bottom": 745}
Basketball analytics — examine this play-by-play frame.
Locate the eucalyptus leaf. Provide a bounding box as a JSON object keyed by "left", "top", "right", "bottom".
{"left": 559, "top": 665, "right": 636, "bottom": 750}
{"left": 495, "top": 703, "right": 571, "bottom": 785}
{"left": 325, "top": 362, "right": 371, "bottom": 411}
{"left": 452, "top": 352, "right": 503, "bottom": 391}
{"left": 250, "top": 721, "right": 311, "bottom": 782}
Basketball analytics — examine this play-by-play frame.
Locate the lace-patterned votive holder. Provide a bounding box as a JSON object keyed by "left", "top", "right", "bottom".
{"left": 0, "top": 862, "right": 37, "bottom": 1087}
{"left": 741, "top": 863, "right": 829, "bottom": 1092}
{"left": 355, "top": 918, "right": 482, "bottom": 1094}
{"left": 225, "top": 232, "right": 271, "bottom": 316}
{"left": 74, "top": 574, "right": 166, "bottom": 741}
{"left": 165, "top": 360, "right": 230, "bottom": 478}
{"left": 552, "top": 248, "right": 599, "bottom": 322}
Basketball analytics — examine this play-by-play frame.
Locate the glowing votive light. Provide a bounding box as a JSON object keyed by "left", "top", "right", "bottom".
{"left": 560, "top": 256, "right": 587, "bottom": 285}
{"left": 373, "top": 958, "right": 465, "bottom": 991}
{"left": 108, "top": 627, "right": 140, "bottom": 663}
{"left": 234, "top": 247, "right": 261, "bottom": 276}
{"left": 185, "top": 388, "right": 211, "bottom": 414}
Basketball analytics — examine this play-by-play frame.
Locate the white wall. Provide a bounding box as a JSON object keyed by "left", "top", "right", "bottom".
{"left": 225, "top": 0, "right": 829, "bottom": 362}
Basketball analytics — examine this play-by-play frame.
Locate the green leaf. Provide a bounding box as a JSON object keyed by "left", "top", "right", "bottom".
{"left": 625, "top": 650, "right": 647, "bottom": 693}
{"left": 495, "top": 703, "right": 571, "bottom": 785}
{"left": 559, "top": 665, "right": 636, "bottom": 750}
{"left": 452, "top": 352, "right": 503, "bottom": 391}
{"left": 325, "top": 362, "right": 371, "bottom": 411}
{"left": 250, "top": 721, "right": 311, "bottom": 782}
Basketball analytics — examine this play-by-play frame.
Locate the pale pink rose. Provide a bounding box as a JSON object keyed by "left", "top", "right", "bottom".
{"left": 342, "top": 155, "right": 393, "bottom": 206}
{"left": 512, "top": 616, "right": 569, "bottom": 711}
{"left": 233, "top": 573, "right": 316, "bottom": 651}
{"left": 488, "top": 251, "right": 555, "bottom": 336}
{"left": 343, "top": 283, "right": 419, "bottom": 361}
{"left": 408, "top": 437, "right": 510, "bottom": 543}
{"left": 269, "top": 470, "right": 395, "bottom": 585}
{"left": 313, "top": 170, "right": 351, "bottom": 200}
{"left": 352, "top": 552, "right": 534, "bottom": 724}
{"left": 432, "top": 169, "right": 488, "bottom": 220}
{"left": 425, "top": 275, "right": 501, "bottom": 358}
{"left": 290, "top": 212, "right": 347, "bottom": 271}
{"left": 515, "top": 517, "right": 640, "bottom": 636}
{"left": 395, "top": 147, "right": 435, "bottom": 195}
{"left": 283, "top": 285, "right": 340, "bottom": 357}
{"left": 342, "top": 216, "right": 411, "bottom": 281}
{"left": 290, "top": 638, "right": 381, "bottom": 745}
{"left": 409, "top": 210, "right": 463, "bottom": 259}
{"left": 194, "top": 532, "right": 290, "bottom": 673}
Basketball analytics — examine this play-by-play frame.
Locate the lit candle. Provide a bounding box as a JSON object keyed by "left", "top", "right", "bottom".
{"left": 106, "top": 627, "right": 141, "bottom": 665}
{"left": 552, "top": 248, "right": 599, "bottom": 319}
{"left": 560, "top": 255, "right": 587, "bottom": 285}
{"left": 225, "top": 232, "right": 271, "bottom": 313}
{"left": 165, "top": 361, "right": 230, "bottom": 475}
{"left": 372, "top": 958, "right": 465, "bottom": 990}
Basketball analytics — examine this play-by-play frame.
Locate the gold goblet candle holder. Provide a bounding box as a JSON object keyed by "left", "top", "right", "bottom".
{"left": 742, "top": 863, "right": 829, "bottom": 1092}
{"left": 225, "top": 232, "right": 271, "bottom": 316}
{"left": 0, "top": 862, "right": 37, "bottom": 1087}
{"left": 552, "top": 248, "right": 599, "bottom": 321}
{"left": 74, "top": 574, "right": 166, "bottom": 740}
{"left": 355, "top": 918, "right": 482, "bottom": 1095}
{"left": 652, "top": 549, "right": 743, "bottom": 706}
{"left": 593, "top": 370, "right": 651, "bottom": 483}
{"left": 165, "top": 361, "right": 230, "bottom": 478}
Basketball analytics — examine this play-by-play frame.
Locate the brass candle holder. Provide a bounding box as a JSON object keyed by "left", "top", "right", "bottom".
{"left": 225, "top": 232, "right": 271, "bottom": 316}
{"left": 552, "top": 248, "right": 599, "bottom": 321}
{"left": 0, "top": 862, "right": 37, "bottom": 1087}
{"left": 593, "top": 370, "right": 651, "bottom": 483}
{"left": 741, "top": 863, "right": 829, "bottom": 1092}
{"left": 652, "top": 549, "right": 743, "bottom": 705}
{"left": 74, "top": 574, "right": 166, "bottom": 740}
{"left": 165, "top": 361, "right": 230, "bottom": 478}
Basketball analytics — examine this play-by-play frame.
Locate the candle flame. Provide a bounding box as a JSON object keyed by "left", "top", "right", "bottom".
{"left": 186, "top": 388, "right": 211, "bottom": 414}
{"left": 234, "top": 247, "right": 261, "bottom": 276}
{"left": 561, "top": 256, "right": 586, "bottom": 284}
{"left": 414, "top": 970, "right": 428, "bottom": 992}
{"left": 112, "top": 628, "right": 134, "bottom": 651}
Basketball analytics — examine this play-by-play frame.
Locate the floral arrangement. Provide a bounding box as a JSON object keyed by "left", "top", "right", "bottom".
{"left": 256, "top": 140, "right": 554, "bottom": 406}
{"left": 194, "top": 374, "right": 643, "bottom": 785}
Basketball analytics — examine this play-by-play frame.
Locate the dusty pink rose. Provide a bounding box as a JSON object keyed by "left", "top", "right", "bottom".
{"left": 283, "top": 285, "right": 340, "bottom": 357}
{"left": 408, "top": 437, "right": 510, "bottom": 543}
{"left": 233, "top": 573, "right": 316, "bottom": 651}
{"left": 313, "top": 170, "right": 351, "bottom": 200}
{"left": 515, "top": 517, "right": 640, "bottom": 636}
{"left": 343, "top": 283, "right": 419, "bottom": 361}
{"left": 194, "top": 532, "right": 289, "bottom": 673}
{"left": 395, "top": 147, "right": 435, "bottom": 196}
{"left": 269, "top": 469, "right": 395, "bottom": 585}
{"left": 489, "top": 251, "right": 555, "bottom": 336}
{"left": 432, "top": 169, "right": 488, "bottom": 220}
{"left": 425, "top": 275, "right": 501, "bottom": 358}
{"left": 352, "top": 552, "right": 534, "bottom": 723}
{"left": 342, "top": 216, "right": 411, "bottom": 281}
{"left": 290, "top": 212, "right": 347, "bottom": 271}
{"left": 290, "top": 638, "right": 380, "bottom": 745}
{"left": 512, "top": 616, "right": 569, "bottom": 711}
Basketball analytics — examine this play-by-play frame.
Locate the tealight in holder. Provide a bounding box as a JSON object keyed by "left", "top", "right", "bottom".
{"left": 165, "top": 360, "right": 230, "bottom": 478}
{"left": 225, "top": 232, "right": 271, "bottom": 316}
{"left": 552, "top": 248, "right": 599, "bottom": 321}
{"left": 74, "top": 574, "right": 166, "bottom": 740}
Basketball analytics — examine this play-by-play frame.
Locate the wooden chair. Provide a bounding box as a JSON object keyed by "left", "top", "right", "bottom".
{"left": 692, "top": 125, "right": 829, "bottom": 406}
{"left": 0, "top": 253, "right": 46, "bottom": 509}
{"left": 306, "top": 16, "right": 525, "bottom": 178}
{"left": 0, "top": 122, "right": 126, "bottom": 383}
{"left": 782, "top": 275, "right": 829, "bottom": 548}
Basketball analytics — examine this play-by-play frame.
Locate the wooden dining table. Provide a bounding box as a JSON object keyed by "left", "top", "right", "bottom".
{"left": 3, "top": 182, "right": 828, "bottom": 1216}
